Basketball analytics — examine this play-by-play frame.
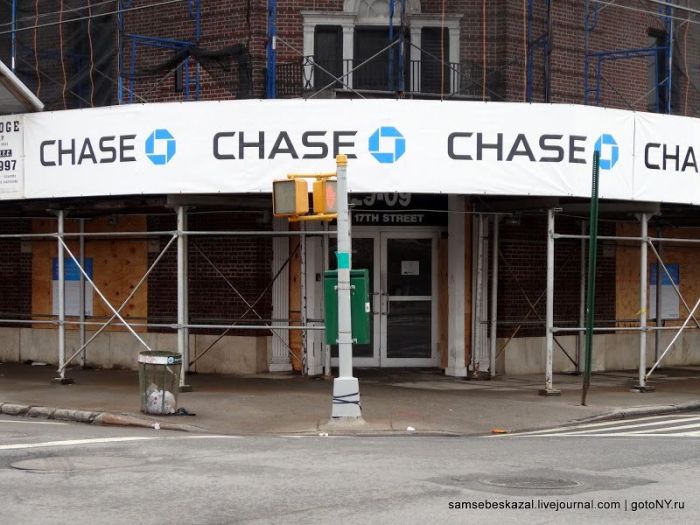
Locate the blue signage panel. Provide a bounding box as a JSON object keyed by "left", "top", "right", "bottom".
{"left": 649, "top": 263, "right": 679, "bottom": 286}
{"left": 52, "top": 258, "right": 93, "bottom": 281}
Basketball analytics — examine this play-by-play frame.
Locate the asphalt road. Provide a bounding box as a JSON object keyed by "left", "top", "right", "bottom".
{"left": 0, "top": 414, "right": 698, "bottom": 524}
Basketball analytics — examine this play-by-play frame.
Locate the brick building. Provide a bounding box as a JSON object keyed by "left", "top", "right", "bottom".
{"left": 1, "top": 1, "right": 700, "bottom": 393}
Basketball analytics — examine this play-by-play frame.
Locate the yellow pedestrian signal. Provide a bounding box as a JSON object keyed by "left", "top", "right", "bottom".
{"left": 272, "top": 179, "right": 309, "bottom": 217}
{"left": 273, "top": 169, "right": 338, "bottom": 222}
{"left": 312, "top": 179, "right": 338, "bottom": 215}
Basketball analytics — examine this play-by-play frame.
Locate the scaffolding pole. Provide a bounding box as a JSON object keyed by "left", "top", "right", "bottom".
{"left": 472, "top": 214, "right": 485, "bottom": 374}
{"left": 633, "top": 213, "right": 654, "bottom": 392}
{"left": 177, "top": 206, "right": 191, "bottom": 391}
{"left": 10, "top": 0, "right": 17, "bottom": 71}
{"left": 578, "top": 220, "right": 586, "bottom": 373}
{"left": 526, "top": 0, "right": 552, "bottom": 102}
{"left": 267, "top": 0, "right": 277, "bottom": 98}
{"left": 655, "top": 231, "right": 662, "bottom": 362}
{"left": 489, "top": 215, "right": 499, "bottom": 377}
{"left": 58, "top": 209, "right": 65, "bottom": 378}
{"left": 540, "top": 208, "right": 560, "bottom": 395}
{"left": 79, "top": 219, "right": 86, "bottom": 368}
{"left": 51, "top": 210, "right": 72, "bottom": 384}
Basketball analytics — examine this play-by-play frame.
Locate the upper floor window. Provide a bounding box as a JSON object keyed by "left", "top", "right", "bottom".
{"left": 647, "top": 27, "right": 679, "bottom": 114}
{"left": 302, "top": 0, "right": 461, "bottom": 96}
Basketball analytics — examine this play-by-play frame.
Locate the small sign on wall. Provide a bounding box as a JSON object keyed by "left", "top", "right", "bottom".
{"left": 52, "top": 258, "right": 94, "bottom": 316}
{"left": 0, "top": 117, "right": 24, "bottom": 201}
{"left": 401, "top": 260, "right": 420, "bottom": 276}
{"left": 650, "top": 263, "right": 680, "bottom": 320}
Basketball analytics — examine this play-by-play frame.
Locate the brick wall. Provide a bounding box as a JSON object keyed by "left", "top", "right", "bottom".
{"left": 147, "top": 212, "right": 273, "bottom": 336}
{"left": 496, "top": 214, "right": 615, "bottom": 338}
{"left": 4, "top": 0, "right": 698, "bottom": 115}
{"left": 122, "top": 1, "right": 267, "bottom": 101}
{"left": 0, "top": 220, "right": 32, "bottom": 321}
{"left": 3, "top": 1, "right": 698, "bottom": 343}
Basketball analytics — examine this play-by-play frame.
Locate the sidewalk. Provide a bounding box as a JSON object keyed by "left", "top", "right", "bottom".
{"left": 1, "top": 362, "right": 699, "bottom": 435}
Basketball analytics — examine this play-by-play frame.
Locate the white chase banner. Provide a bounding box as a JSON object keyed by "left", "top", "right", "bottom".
{"left": 22, "top": 100, "right": 636, "bottom": 200}
{"left": 0, "top": 115, "right": 24, "bottom": 200}
{"left": 634, "top": 111, "right": 700, "bottom": 205}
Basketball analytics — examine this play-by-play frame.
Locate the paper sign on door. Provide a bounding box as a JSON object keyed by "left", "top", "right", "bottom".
{"left": 401, "top": 260, "right": 419, "bottom": 276}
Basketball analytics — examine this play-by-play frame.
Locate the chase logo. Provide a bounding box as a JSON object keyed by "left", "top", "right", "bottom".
{"left": 369, "top": 126, "right": 405, "bottom": 164}
{"left": 145, "top": 129, "right": 176, "bottom": 165}
{"left": 594, "top": 134, "right": 619, "bottom": 170}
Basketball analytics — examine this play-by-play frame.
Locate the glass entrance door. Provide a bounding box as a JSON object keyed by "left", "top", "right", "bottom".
{"left": 380, "top": 233, "right": 438, "bottom": 366}
{"left": 329, "top": 230, "right": 437, "bottom": 367}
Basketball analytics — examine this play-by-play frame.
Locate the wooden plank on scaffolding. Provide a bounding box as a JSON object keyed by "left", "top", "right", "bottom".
{"left": 31, "top": 215, "right": 148, "bottom": 331}
{"left": 615, "top": 223, "right": 640, "bottom": 325}
{"left": 288, "top": 222, "right": 303, "bottom": 371}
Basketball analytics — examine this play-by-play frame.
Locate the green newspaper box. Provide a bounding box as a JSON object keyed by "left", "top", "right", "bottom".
{"left": 324, "top": 269, "right": 370, "bottom": 345}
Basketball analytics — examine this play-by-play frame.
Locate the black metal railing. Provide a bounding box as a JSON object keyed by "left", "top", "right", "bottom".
{"left": 271, "top": 55, "right": 485, "bottom": 99}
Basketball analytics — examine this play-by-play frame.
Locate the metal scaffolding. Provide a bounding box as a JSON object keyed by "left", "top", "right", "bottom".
{"left": 118, "top": 0, "right": 202, "bottom": 104}
{"left": 3, "top": 199, "right": 700, "bottom": 392}
{"left": 526, "top": 0, "right": 552, "bottom": 102}
{"left": 549, "top": 209, "right": 700, "bottom": 394}
{"left": 584, "top": 0, "right": 674, "bottom": 112}
{"left": 466, "top": 201, "right": 700, "bottom": 394}
{"left": 0, "top": 205, "right": 333, "bottom": 387}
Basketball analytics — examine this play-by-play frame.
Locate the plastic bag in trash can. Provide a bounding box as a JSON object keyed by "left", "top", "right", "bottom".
{"left": 146, "top": 383, "right": 177, "bottom": 414}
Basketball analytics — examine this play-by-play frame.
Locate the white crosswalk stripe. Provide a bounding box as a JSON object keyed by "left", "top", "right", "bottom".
{"left": 501, "top": 414, "right": 700, "bottom": 437}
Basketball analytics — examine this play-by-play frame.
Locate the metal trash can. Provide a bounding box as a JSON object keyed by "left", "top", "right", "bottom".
{"left": 138, "top": 351, "right": 182, "bottom": 415}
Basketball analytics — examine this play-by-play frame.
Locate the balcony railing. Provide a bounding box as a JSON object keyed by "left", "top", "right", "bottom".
{"left": 272, "top": 56, "right": 484, "bottom": 99}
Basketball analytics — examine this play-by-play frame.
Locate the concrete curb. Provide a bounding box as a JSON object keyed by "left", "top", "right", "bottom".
{"left": 3, "top": 399, "right": 699, "bottom": 437}
{"left": 93, "top": 412, "right": 200, "bottom": 432}
{"left": 572, "top": 400, "right": 700, "bottom": 425}
{"left": 315, "top": 417, "right": 470, "bottom": 437}
{"left": 0, "top": 402, "right": 198, "bottom": 433}
{"left": 0, "top": 403, "right": 30, "bottom": 416}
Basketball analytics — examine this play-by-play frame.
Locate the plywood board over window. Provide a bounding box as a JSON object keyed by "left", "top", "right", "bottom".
{"left": 288, "top": 222, "right": 303, "bottom": 371}
{"left": 32, "top": 215, "right": 148, "bottom": 331}
{"left": 616, "top": 223, "right": 700, "bottom": 328}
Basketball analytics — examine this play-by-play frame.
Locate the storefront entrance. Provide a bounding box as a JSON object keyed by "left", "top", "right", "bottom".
{"left": 330, "top": 229, "right": 439, "bottom": 367}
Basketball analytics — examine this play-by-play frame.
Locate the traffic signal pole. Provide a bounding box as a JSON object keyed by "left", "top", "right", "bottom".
{"left": 271, "top": 156, "right": 361, "bottom": 419}
{"left": 331, "top": 155, "right": 362, "bottom": 419}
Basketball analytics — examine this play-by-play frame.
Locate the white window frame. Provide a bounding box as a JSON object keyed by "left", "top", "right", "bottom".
{"left": 409, "top": 15, "right": 462, "bottom": 94}
{"left": 302, "top": 1, "right": 461, "bottom": 94}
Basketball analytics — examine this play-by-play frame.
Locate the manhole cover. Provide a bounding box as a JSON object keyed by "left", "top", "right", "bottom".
{"left": 11, "top": 456, "right": 142, "bottom": 473}
{"left": 480, "top": 477, "right": 581, "bottom": 490}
